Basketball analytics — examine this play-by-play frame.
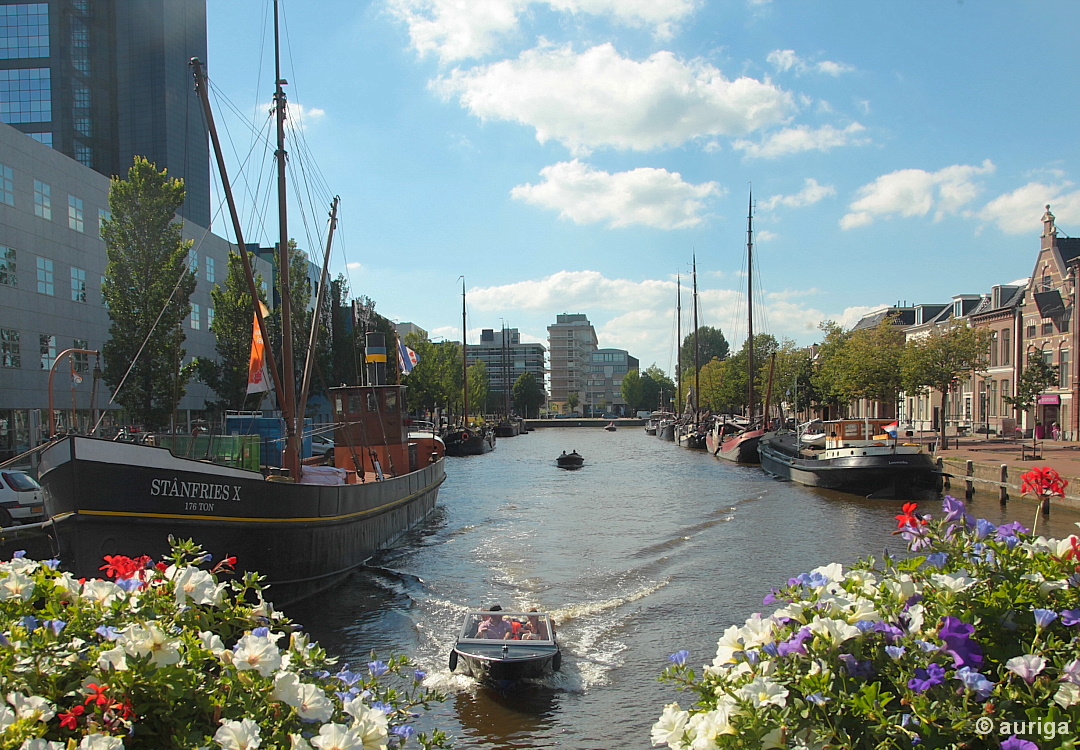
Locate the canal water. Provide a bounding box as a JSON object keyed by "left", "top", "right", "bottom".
{"left": 288, "top": 426, "right": 1080, "bottom": 749}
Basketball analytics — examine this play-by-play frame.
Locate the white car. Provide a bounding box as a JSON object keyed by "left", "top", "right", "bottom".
{"left": 309, "top": 435, "right": 335, "bottom": 458}
{"left": 0, "top": 470, "right": 46, "bottom": 526}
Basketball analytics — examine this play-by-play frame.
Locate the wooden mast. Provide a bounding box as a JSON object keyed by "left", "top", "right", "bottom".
{"left": 676, "top": 273, "right": 682, "bottom": 416}
{"left": 461, "top": 277, "right": 468, "bottom": 426}
{"left": 692, "top": 255, "right": 700, "bottom": 431}
{"left": 746, "top": 192, "right": 755, "bottom": 426}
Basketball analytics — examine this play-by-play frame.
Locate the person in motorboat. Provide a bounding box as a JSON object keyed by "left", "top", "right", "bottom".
{"left": 476, "top": 605, "right": 514, "bottom": 639}
{"left": 521, "top": 609, "right": 551, "bottom": 640}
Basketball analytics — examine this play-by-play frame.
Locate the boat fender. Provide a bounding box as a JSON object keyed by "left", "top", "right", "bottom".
{"left": 449, "top": 650, "right": 458, "bottom": 672}
{"left": 460, "top": 431, "right": 469, "bottom": 442}
{"left": 552, "top": 651, "right": 562, "bottom": 672}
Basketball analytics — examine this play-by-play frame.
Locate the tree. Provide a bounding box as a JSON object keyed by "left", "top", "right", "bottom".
{"left": 811, "top": 321, "right": 854, "bottom": 417}
{"left": 466, "top": 360, "right": 488, "bottom": 424}
{"left": 567, "top": 391, "right": 580, "bottom": 415}
{"left": 1004, "top": 351, "right": 1059, "bottom": 433}
{"left": 644, "top": 365, "right": 675, "bottom": 412}
{"left": 101, "top": 157, "right": 196, "bottom": 430}
{"left": 698, "top": 358, "right": 727, "bottom": 413}
{"left": 620, "top": 369, "right": 644, "bottom": 413}
{"left": 901, "top": 322, "right": 990, "bottom": 450}
{"left": 403, "top": 334, "right": 461, "bottom": 417}
{"left": 680, "top": 326, "right": 729, "bottom": 367}
{"left": 512, "top": 372, "right": 545, "bottom": 418}
{"left": 818, "top": 317, "right": 906, "bottom": 413}
{"left": 720, "top": 334, "right": 779, "bottom": 416}
{"left": 195, "top": 251, "right": 267, "bottom": 416}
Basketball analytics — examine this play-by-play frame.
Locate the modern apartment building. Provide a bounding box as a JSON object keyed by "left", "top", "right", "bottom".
{"left": 468, "top": 327, "right": 547, "bottom": 414}
{"left": 586, "top": 348, "right": 638, "bottom": 417}
{"left": 0, "top": 0, "right": 210, "bottom": 227}
{"left": 546, "top": 313, "right": 597, "bottom": 413}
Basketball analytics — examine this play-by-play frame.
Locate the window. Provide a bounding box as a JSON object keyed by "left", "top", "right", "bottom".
{"left": 1026, "top": 323, "right": 1036, "bottom": 339}
{"left": 0, "top": 68, "right": 51, "bottom": 123}
{"left": 1, "top": 329, "right": 20, "bottom": 368}
{"left": 0, "top": 246, "right": 15, "bottom": 286}
{"left": 98, "top": 209, "right": 110, "bottom": 238}
{"left": 1061, "top": 350, "right": 1070, "bottom": 388}
{"left": 190, "top": 304, "right": 200, "bottom": 330}
{"left": 74, "top": 143, "right": 91, "bottom": 167}
{"left": 1042, "top": 320, "right": 1054, "bottom": 335}
{"left": 988, "top": 380, "right": 998, "bottom": 418}
{"left": 68, "top": 195, "right": 84, "bottom": 232}
{"left": 0, "top": 4, "right": 49, "bottom": 59}
{"left": 0, "top": 162, "right": 12, "bottom": 206}
{"left": 70, "top": 266, "right": 85, "bottom": 302}
{"left": 1000, "top": 380, "right": 1010, "bottom": 417}
{"left": 33, "top": 179, "right": 50, "bottom": 220}
{"left": 28, "top": 132, "right": 51, "bottom": 146}
{"left": 188, "top": 249, "right": 198, "bottom": 273}
{"left": 35, "top": 256, "right": 52, "bottom": 295}
{"left": 207, "top": 307, "right": 214, "bottom": 328}
{"left": 1002, "top": 329, "right": 1011, "bottom": 365}
{"left": 39, "top": 333, "right": 55, "bottom": 370}
{"left": 72, "top": 338, "right": 88, "bottom": 373}
{"left": 205, "top": 256, "right": 215, "bottom": 283}
{"left": 988, "top": 331, "right": 998, "bottom": 367}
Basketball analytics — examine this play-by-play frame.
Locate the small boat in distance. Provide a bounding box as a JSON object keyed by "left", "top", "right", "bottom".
{"left": 556, "top": 450, "right": 584, "bottom": 469}
{"left": 604, "top": 422, "right": 617, "bottom": 431}
{"left": 449, "top": 609, "right": 561, "bottom": 682}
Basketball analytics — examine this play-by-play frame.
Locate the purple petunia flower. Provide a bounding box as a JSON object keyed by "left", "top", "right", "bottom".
{"left": 1000, "top": 737, "right": 1038, "bottom": 750}
{"left": 955, "top": 666, "right": 995, "bottom": 700}
{"left": 391, "top": 725, "right": 417, "bottom": 739}
{"left": 44, "top": 619, "right": 65, "bottom": 635}
{"left": 371, "top": 700, "right": 393, "bottom": 714}
{"left": 668, "top": 650, "right": 689, "bottom": 666}
{"left": 368, "top": 660, "right": 390, "bottom": 677}
{"left": 938, "top": 616, "right": 983, "bottom": 669}
{"left": 1061, "top": 609, "right": 1080, "bottom": 626}
{"left": 885, "top": 645, "right": 906, "bottom": 660}
{"left": 252, "top": 627, "right": 269, "bottom": 638}
{"left": 941, "top": 495, "right": 971, "bottom": 525}
{"left": 414, "top": 669, "right": 426, "bottom": 682}
{"left": 873, "top": 621, "right": 905, "bottom": 644}
{"left": 839, "top": 653, "right": 874, "bottom": 679}
{"left": 1033, "top": 609, "right": 1058, "bottom": 628}
{"left": 974, "top": 518, "right": 997, "bottom": 541}
{"left": 923, "top": 552, "right": 948, "bottom": 569}
{"left": 19, "top": 616, "right": 38, "bottom": 631}
{"left": 996, "top": 521, "right": 1029, "bottom": 539}
{"left": 907, "top": 663, "right": 945, "bottom": 693}
{"left": 1005, "top": 654, "right": 1045, "bottom": 683}
{"left": 777, "top": 627, "right": 811, "bottom": 657}
{"left": 336, "top": 669, "right": 363, "bottom": 686}
{"left": 43, "top": 558, "right": 61, "bottom": 570}
{"left": 806, "top": 692, "right": 829, "bottom": 705}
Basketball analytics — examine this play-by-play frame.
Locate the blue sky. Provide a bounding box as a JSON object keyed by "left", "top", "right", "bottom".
{"left": 205, "top": 0, "right": 1080, "bottom": 375}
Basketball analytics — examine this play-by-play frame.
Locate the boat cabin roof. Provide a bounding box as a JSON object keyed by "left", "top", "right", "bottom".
{"left": 457, "top": 611, "right": 556, "bottom": 645}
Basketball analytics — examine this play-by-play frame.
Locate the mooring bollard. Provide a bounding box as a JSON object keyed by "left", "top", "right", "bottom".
{"left": 938, "top": 458, "right": 948, "bottom": 490}
{"left": 965, "top": 460, "right": 974, "bottom": 499}
{"left": 999, "top": 464, "right": 1008, "bottom": 505}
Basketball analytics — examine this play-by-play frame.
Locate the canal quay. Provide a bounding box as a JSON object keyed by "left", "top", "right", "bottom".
{"left": 287, "top": 426, "right": 1080, "bottom": 750}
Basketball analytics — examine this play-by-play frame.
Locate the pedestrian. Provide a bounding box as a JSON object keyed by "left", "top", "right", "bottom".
{"left": 1052, "top": 422, "right": 1061, "bottom": 441}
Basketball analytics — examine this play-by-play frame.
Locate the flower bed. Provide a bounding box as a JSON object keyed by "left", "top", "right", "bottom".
{"left": 654, "top": 494, "right": 1080, "bottom": 749}
{"left": 0, "top": 538, "right": 449, "bottom": 749}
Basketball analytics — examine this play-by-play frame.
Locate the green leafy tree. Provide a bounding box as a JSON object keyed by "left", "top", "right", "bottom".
{"left": 620, "top": 369, "right": 645, "bottom": 413}
{"left": 811, "top": 321, "right": 855, "bottom": 417}
{"left": 403, "top": 334, "right": 461, "bottom": 416}
{"left": 643, "top": 365, "right": 675, "bottom": 412}
{"left": 101, "top": 157, "right": 196, "bottom": 430}
{"left": 1004, "top": 351, "right": 1059, "bottom": 430}
{"left": 679, "top": 326, "right": 729, "bottom": 368}
{"left": 698, "top": 358, "right": 727, "bottom": 413}
{"left": 512, "top": 371, "right": 545, "bottom": 418}
{"left": 567, "top": 391, "right": 580, "bottom": 415}
{"left": 720, "top": 334, "right": 779, "bottom": 416}
{"left": 820, "top": 317, "right": 906, "bottom": 413}
{"left": 466, "top": 360, "right": 488, "bottom": 424}
{"left": 901, "top": 322, "right": 990, "bottom": 450}
{"left": 195, "top": 252, "right": 267, "bottom": 415}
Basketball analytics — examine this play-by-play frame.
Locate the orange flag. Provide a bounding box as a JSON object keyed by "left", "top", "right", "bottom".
{"left": 246, "top": 303, "right": 271, "bottom": 394}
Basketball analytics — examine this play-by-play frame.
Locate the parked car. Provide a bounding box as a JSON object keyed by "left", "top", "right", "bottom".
{"left": 0, "top": 470, "right": 46, "bottom": 526}
{"left": 309, "top": 435, "right": 334, "bottom": 458}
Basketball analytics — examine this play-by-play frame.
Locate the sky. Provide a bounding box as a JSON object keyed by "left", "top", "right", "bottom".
{"left": 204, "top": 0, "right": 1080, "bottom": 377}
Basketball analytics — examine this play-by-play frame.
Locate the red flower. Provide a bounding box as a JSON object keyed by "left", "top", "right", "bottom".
{"left": 1021, "top": 466, "right": 1069, "bottom": 499}
{"left": 59, "top": 704, "right": 85, "bottom": 729}
{"left": 100, "top": 554, "right": 154, "bottom": 580}
{"left": 895, "top": 501, "right": 927, "bottom": 529}
{"left": 84, "top": 683, "right": 110, "bottom": 706}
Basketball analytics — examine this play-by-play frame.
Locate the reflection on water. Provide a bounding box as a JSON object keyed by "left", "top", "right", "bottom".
{"left": 286, "top": 426, "right": 1080, "bottom": 749}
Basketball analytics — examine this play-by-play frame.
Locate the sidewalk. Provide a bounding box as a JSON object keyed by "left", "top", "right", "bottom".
{"left": 930, "top": 435, "right": 1080, "bottom": 511}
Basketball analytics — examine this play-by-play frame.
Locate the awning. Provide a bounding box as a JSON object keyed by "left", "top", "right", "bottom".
{"left": 1039, "top": 394, "right": 1061, "bottom": 405}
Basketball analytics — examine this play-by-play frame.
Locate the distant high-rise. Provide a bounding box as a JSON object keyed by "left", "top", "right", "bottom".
{"left": 547, "top": 313, "right": 597, "bottom": 413}
{"left": 0, "top": 0, "right": 210, "bottom": 226}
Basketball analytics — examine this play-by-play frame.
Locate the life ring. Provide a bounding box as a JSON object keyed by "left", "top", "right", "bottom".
{"left": 449, "top": 650, "right": 458, "bottom": 671}
{"left": 460, "top": 431, "right": 469, "bottom": 442}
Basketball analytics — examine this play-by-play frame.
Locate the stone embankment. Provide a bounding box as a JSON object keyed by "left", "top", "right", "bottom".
{"left": 934, "top": 437, "right": 1080, "bottom": 512}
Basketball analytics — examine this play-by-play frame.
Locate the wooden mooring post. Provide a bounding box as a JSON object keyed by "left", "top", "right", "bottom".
{"left": 965, "top": 460, "right": 974, "bottom": 499}
{"left": 1000, "top": 464, "right": 1008, "bottom": 505}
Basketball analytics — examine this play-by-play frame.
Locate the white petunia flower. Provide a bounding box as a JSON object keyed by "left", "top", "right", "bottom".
{"left": 199, "top": 631, "right": 227, "bottom": 657}
{"left": 712, "top": 625, "right": 744, "bottom": 666}
{"left": 232, "top": 633, "right": 283, "bottom": 677}
{"left": 736, "top": 675, "right": 788, "bottom": 708}
{"left": 214, "top": 717, "right": 262, "bottom": 750}
{"left": 80, "top": 579, "right": 126, "bottom": 606}
{"left": 171, "top": 566, "right": 227, "bottom": 607}
{"left": 97, "top": 645, "right": 128, "bottom": 672}
{"left": 8, "top": 692, "right": 56, "bottom": 721}
{"left": 812, "top": 562, "right": 845, "bottom": 584}
{"left": 1054, "top": 681, "right": 1080, "bottom": 708}
{"left": 651, "top": 702, "right": 689, "bottom": 749}
{"left": 118, "top": 623, "right": 181, "bottom": 668}
{"left": 930, "top": 572, "right": 977, "bottom": 593}
{"left": 0, "top": 571, "right": 36, "bottom": 601}
{"left": 808, "top": 616, "right": 860, "bottom": 647}
{"left": 740, "top": 613, "right": 775, "bottom": 647}
{"left": 20, "top": 739, "right": 66, "bottom": 750}
{"left": 310, "top": 723, "right": 364, "bottom": 750}
{"left": 78, "top": 735, "right": 125, "bottom": 750}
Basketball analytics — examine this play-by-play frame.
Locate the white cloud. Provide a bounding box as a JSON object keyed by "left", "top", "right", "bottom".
{"left": 978, "top": 181, "right": 1080, "bottom": 235}
{"left": 760, "top": 178, "right": 836, "bottom": 211}
{"left": 433, "top": 43, "right": 794, "bottom": 154}
{"left": 840, "top": 159, "right": 996, "bottom": 230}
{"left": 389, "top": 0, "right": 698, "bottom": 64}
{"left": 766, "top": 49, "right": 854, "bottom": 76}
{"left": 510, "top": 160, "right": 721, "bottom": 229}
{"left": 733, "top": 122, "right": 867, "bottom": 159}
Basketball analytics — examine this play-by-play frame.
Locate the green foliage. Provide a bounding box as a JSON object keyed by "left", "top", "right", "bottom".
{"left": 680, "top": 326, "right": 730, "bottom": 369}
{"left": 643, "top": 365, "right": 676, "bottom": 411}
{"left": 101, "top": 157, "right": 197, "bottom": 430}
{"left": 466, "top": 360, "right": 488, "bottom": 423}
{"left": 717, "top": 334, "right": 779, "bottom": 414}
{"left": 620, "top": 369, "right": 645, "bottom": 413}
{"left": 654, "top": 496, "right": 1080, "bottom": 749}
{"left": 567, "top": 392, "right": 580, "bottom": 413}
{"left": 0, "top": 540, "right": 448, "bottom": 749}
{"left": 196, "top": 252, "right": 268, "bottom": 415}
{"left": 810, "top": 320, "right": 854, "bottom": 413}
{"left": 513, "top": 372, "right": 545, "bottom": 418}
{"left": 403, "top": 335, "right": 462, "bottom": 415}
{"left": 1005, "top": 352, "right": 1060, "bottom": 414}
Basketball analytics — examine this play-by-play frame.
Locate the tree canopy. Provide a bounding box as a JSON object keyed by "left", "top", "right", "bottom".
{"left": 512, "top": 372, "right": 545, "bottom": 418}
{"left": 101, "top": 157, "right": 196, "bottom": 430}
{"left": 679, "top": 326, "right": 729, "bottom": 368}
